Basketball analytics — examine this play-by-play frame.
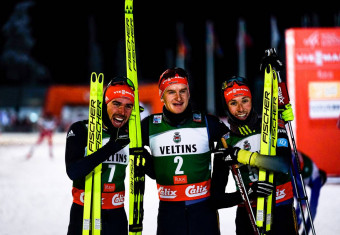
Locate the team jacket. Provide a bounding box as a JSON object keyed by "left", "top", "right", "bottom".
{"left": 142, "top": 109, "right": 229, "bottom": 202}
{"left": 65, "top": 120, "right": 129, "bottom": 209}
{"left": 227, "top": 117, "right": 294, "bottom": 206}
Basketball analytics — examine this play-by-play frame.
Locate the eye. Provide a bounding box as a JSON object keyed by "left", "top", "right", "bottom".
{"left": 242, "top": 98, "right": 250, "bottom": 104}
{"left": 125, "top": 104, "right": 133, "bottom": 110}
{"left": 229, "top": 101, "right": 237, "bottom": 106}
{"left": 180, "top": 89, "right": 187, "bottom": 94}
{"left": 112, "top": 101, "right": 121, "bottom": 107}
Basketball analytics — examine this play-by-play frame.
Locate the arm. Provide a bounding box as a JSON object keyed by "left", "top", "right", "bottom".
{"left": 206, "top": 115, "right": 242, "bottom": 208}
{"left": 211, "top": 140, "right": 274, "bottom": 210}
{"left": 210, "top": 153, "right": 244, "bottom": 209}
{"left": 65, "top": 121, "right": 129, "bottom": 180}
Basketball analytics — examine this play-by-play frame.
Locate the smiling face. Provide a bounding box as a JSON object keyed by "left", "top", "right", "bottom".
{"left": 161, "top": 83, "right": 190, "bottom": 114}
{"left": 106, "top": 97, "right": 133, "bottom": 128}
{"left": 227, "top": 96, "right": 252, "bottom": 121}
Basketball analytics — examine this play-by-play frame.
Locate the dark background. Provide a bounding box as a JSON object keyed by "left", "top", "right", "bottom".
{"left": 1, "top": 0, "right": 339, "bottom": 116}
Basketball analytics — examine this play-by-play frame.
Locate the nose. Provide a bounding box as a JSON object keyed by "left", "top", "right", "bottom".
{"left": 175, "top": 91, "right": 182, "bottom": 101}
{"left": 117, "top": 105, "right": 126, "bottom": 115}
{"left": 237, "top": 103, "right": 244, "bottom": 112}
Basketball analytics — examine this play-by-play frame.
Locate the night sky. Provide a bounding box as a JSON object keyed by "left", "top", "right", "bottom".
{"left": 1, "top": 1, "right": 338, "bottom": 113}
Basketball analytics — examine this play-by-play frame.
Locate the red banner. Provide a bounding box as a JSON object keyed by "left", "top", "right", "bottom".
{"left": 285, "top": 28, "right": 340, "bottom": 176}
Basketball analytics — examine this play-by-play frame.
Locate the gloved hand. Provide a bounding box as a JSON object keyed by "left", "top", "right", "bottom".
{"left": 106, "top": 135, "right": 130, "bottom": 153}
{"left": 214, "top": 146, "right": 241, "bottom": 166}
{"left": 280, "top": 103, "right": 294, "bottom": 122}
{"left": 260, "top": 48, "right": 284, "bottom": 72}
{"left": 247, "top": 181, "right": 274, "bottom": 200}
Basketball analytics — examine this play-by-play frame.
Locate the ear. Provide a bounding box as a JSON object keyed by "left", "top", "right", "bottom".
{"left": 159, "top": 88, "right": 166, "bottom": 103}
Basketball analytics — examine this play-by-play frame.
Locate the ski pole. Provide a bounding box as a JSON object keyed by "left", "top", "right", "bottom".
{"left": 276, "top": 71, "right": 316, "bottom": 235}
{"left": 264, "top": 47, "right": 316, "bottom": 235}
{"left": 221, "top": 138, "right": 260, "bottom": 235}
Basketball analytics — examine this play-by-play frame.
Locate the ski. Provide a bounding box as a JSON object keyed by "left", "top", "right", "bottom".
{"left": 125, "top": 1, "right": 145, "bottom": 234}
{"left": 257, "top": 57, "right": 278, "bottom": 234}
{"left": 83, "top": 72, "right": 104, "bottom": 235}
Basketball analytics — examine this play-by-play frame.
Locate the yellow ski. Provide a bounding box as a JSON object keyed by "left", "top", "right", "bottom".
{"left": 83, "top": 72, "right": 104, "bottom": 235}
{"left": 125, "top": 1, "right": 144, "bottom": 234}
{"left": 257, "top": 64, "right": 278, "bottom": 233}
{"left": 92, "top": 73, "right": 103, "bottom": 235}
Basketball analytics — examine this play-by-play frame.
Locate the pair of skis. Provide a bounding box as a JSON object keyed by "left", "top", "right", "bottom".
{"left": 83, "top": 72, "right": 104, "bottom": 235}
{"left": 256, "top": 50, "right": 279, "bottom": 234}
{"left": 256, "top": 48, "right": 316, "bottom": 235}
{"left": 125, "top": 0, "right": 145, "bottom": 234}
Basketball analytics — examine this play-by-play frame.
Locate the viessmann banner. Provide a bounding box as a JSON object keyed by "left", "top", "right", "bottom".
{"left": 285, "top": 28, "right": 340, "bottom": 176}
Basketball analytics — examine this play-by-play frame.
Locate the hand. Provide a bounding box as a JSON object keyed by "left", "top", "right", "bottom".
{"left": 106, "top": 135, "right": 130, "bottom": 153}
{"left": 280, "top": 103, "right": 294, "bottom": 122}
{"left": 247, "top": 181, "right": 274, "bottom": 199}
{"left": 115, "top": 136, "right": 130, "bottom": 149}
{"left": 260, "top": 48, "right": 284, "bottom": 72}
{"left": 214, "top": 147, "right": 240, "bottom": 165}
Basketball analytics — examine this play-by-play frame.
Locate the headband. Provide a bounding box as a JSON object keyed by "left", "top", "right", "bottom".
{"left": 105, "top": 84, "right": 135, "bottom": 104}
{"left": 224, "top": 83, "right": 252, "bottom": 103}
{"left": 158, "top": 74, "right": 189, "bottom": 98}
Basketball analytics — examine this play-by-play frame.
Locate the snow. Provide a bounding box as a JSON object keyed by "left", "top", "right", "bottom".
{"left": 0, "top": 133, "right": 339, "bottom": 235}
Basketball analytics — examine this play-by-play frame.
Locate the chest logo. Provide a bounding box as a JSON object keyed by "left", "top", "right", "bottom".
{"left": 193, "top": 113, "right": 202, "bottom": 122}
{"left": 243, "top": 140, "right": 251, "bottom": 151}
{"left": 173, "top": 132, "right": 181, "bottom": 143}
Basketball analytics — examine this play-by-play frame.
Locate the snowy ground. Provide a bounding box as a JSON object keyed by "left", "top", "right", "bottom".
{"left": 1, "top": 133, "right": 339, "bottom": 235}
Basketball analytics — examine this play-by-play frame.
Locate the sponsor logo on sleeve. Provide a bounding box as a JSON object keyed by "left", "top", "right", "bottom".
{"left": 277, "top": 138, "right": 288, "bottom": 147}
{"left": 153, "top": 115, "right": 162, "bottom": 124}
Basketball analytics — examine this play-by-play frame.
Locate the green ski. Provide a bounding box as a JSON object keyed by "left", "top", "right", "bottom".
{"left": 125, "top": 1, "right": 145, "bottom": 234}
{"left": 257, "top": 61, "right": 278, "bottom": 234}
{"left": 83, "top": 72, "right": 104, "bottom": 235}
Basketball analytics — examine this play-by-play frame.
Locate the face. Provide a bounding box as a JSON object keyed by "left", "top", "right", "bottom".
{"left": 227, "top": 96, "right": 252, "bottom": 121}
{"left": 106, "top": 97, "right": 134, "bottom": 128}
{"left": 161, "top": 83, "right": 190, "bottom": 114}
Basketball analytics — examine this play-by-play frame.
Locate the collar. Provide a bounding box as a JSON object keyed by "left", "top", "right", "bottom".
{"left": 162, "top": 104, "right": 192, "bottom": 126}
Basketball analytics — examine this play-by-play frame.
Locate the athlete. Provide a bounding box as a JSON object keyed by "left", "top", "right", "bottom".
{"left": 292, "top": 151, "right": 327, "bottom": 234}
{"left": 219, "top": 74, "right": 298, "bottom": 235}
{"left": 65, "top": 76, "right": 135, "bottom": 235}
{"left": 141, "top": 67, "right": 273, "bottom": 235}
{"left": 26, "top": 111, "right": 58, "bottom": 159}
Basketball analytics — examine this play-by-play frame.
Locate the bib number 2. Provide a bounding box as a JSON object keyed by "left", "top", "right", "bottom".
{"left": 174, "top": 156, "right": 184, "bottom": 175}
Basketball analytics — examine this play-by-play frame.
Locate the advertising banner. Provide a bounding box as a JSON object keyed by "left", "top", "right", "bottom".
{"left": 285, "top": 28, "right": 340, "bottom": 176}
